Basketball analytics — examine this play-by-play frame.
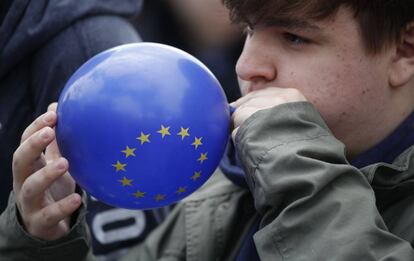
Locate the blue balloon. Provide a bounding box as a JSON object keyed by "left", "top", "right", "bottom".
{"left": 56, "top": 43, "right": 230, "bottom": 209}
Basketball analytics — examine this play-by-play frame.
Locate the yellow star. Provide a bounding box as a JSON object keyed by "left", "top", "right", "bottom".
{"left": 118, "top": 176, "right": 133, "bottom": 186}
{"left": 112, "top": 161, "right": 126, "bottom": 172}
{"left": 133, "top": 190, "right": 146, "bottom": 198}
{"left": 154, "top": 194, "right": 166, "bottom": 201}
{"left": 121, "top": 146, "right": 136, "bottom": 158}
{"left": 176, "top": 186, "right": 187, "bottom": 194}
{"left": 157, "top": 125, "right": 171, "bottom": 138}
{"left": 177, "top": 127, "right": 190, "bottom": 140}
{"left": 191, "top": 171, "right": 201, "bottom": 181}
{"left": 137, "top": 132, "right": 150, "bottom": 145}
{"left": 197, "top": 152, "right": 208, "bottom": 163}
{"left": 191, "top": 137, "right": 203, "bottom": 149}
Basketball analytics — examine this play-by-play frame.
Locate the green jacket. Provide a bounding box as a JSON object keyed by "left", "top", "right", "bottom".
{"left": 1, "top": 102, "right": 414, "bottom": 260}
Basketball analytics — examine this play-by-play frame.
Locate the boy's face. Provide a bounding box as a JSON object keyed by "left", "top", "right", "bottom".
{"left": 236, "top": 7, "right": 395, "bottom": 156}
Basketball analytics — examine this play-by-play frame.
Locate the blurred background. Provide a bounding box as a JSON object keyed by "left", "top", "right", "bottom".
{"left": 134, "top": 0, "right": 243, "bottom": 103}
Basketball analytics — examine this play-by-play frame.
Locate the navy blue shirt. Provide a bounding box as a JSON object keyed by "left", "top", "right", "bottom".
{"left": 351, "top": 112, "right": 414, "bottom": 168}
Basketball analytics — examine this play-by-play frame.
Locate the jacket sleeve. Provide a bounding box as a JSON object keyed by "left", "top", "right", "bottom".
{"left": 0, "top": 190, "right": 188, "bottom": 261}
{"left": 235, "top": 101, "right": 414, "bottom": 260}
{"left": 0, "top": 192, "right": 95, "bottom": 261}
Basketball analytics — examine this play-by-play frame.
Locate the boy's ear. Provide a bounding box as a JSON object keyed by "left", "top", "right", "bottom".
{"left": 389, "top": 22, "right": 414, "bottom": 88}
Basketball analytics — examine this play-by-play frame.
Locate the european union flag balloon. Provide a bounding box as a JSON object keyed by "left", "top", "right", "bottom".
{"left": 56, "top": 43, "right": 230, "bottom": 209}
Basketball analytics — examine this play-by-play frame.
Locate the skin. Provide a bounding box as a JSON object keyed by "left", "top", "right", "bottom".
{"left": 231, "top": 8, "right": 414, "bottom": 158}
{"left": 12, "top": 103, "right": 79, "bottom": 240}
{"left": 12, "top": 7, "right": 414, "bottom": 240}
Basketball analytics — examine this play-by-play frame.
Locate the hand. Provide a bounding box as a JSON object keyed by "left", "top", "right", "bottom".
{"left": 12, "top": 103, "right": 81, "bottom": 240}
{"left": 230, "top": 87, "right": 307, "bottom": 141}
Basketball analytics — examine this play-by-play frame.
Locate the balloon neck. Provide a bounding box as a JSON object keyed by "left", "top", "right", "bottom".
{"left": 229, "top": 105, "right": 236, "bottom": 115}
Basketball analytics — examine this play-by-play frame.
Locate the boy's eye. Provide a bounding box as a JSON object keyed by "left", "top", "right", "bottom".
{"left": 283, "top": 33, "right": 309, "bottom": 45}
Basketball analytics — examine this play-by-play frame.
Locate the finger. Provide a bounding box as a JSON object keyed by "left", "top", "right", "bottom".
{"left": 231, "top": 87, "right": 281, "bottom": 108}
{"left": 231, "top": 94, "right": 295, "bottom": 132}
{"left": 45, "top": 134, "right": 62, "bottom": 161}
{"left": 20, "top": 158, "right": 68, "bottom": 208}
{"left": 33, "top": 193, "right": 81, "bottom": 231}
{"left": 48, "top": 102, "right": 58, "bottom": 112}
{"left": 48, "top": 172, "right": 76, "bottom": 202}
{"left": 45, "top": 103, "right": 61, "bottom": 160}
{"left": 231, "top": 126, "right": 240, "bottom": 142}
{"left": 21, "top": 111, "right": 57, "bottom": 143}
{"left": 236, "top": 96, "right": 280, "bottom": 109}
{"left": 232, "top": 105, "right": 260, "bottom": 130}
{"left": 13, "top": 127, "right": 55, "bottom": 185}
{"left": 45, "top": 141, "right": 62, "bottom": 161}
{"left": 231, "top": 87, "right": 306, "bottom": 108}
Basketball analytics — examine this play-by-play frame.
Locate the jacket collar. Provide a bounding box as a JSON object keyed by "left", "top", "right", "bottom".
{"left": 361, "top": 146, "right": 414, "bottom": 211}
{"left": 361, "top": 146, "right": 414, "bottom": 185}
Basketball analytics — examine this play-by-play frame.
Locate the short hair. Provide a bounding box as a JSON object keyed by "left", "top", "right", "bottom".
{"left": 222, "top": 0, "right": 414, "bottom": 54}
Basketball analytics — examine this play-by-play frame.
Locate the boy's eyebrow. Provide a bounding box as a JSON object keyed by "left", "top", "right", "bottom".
{"left": 263, "top": 18, "right": 321, "bottom": 32}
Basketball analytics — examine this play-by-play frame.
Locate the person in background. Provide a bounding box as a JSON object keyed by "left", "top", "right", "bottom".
{"left": 0, "top": 1, "right": 172, "bottom": 260}
{"left": 135, "top": 0, "right": 243, "bottom": 103}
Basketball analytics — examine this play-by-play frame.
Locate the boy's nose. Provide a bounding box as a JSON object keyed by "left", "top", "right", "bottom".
{"left": 235, "top": 35, "right": 277, "bottom": 84}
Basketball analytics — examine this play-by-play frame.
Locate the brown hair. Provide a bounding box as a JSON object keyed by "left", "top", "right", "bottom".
{"left": 222, "top": 0, "right": 414, "bottom": 54}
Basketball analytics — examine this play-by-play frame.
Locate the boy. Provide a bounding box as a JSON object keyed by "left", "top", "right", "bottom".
{"left": 1, "top": 0, "right": 414, "bottom": 260}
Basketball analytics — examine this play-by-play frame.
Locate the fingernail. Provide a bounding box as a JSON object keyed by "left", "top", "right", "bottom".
{"left": 56, "top": 158, "right": 66, "bottom": 171}
{"left": 40, "top": 128, "right": 50, "bottom": 140}
{"left": 43, "top": 112, "right": 54, "bottom": 124}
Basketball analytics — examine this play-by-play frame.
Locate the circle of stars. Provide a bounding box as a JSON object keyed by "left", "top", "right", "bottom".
{"left": 111, "top": 124, "right": 209, "bottom": 203}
